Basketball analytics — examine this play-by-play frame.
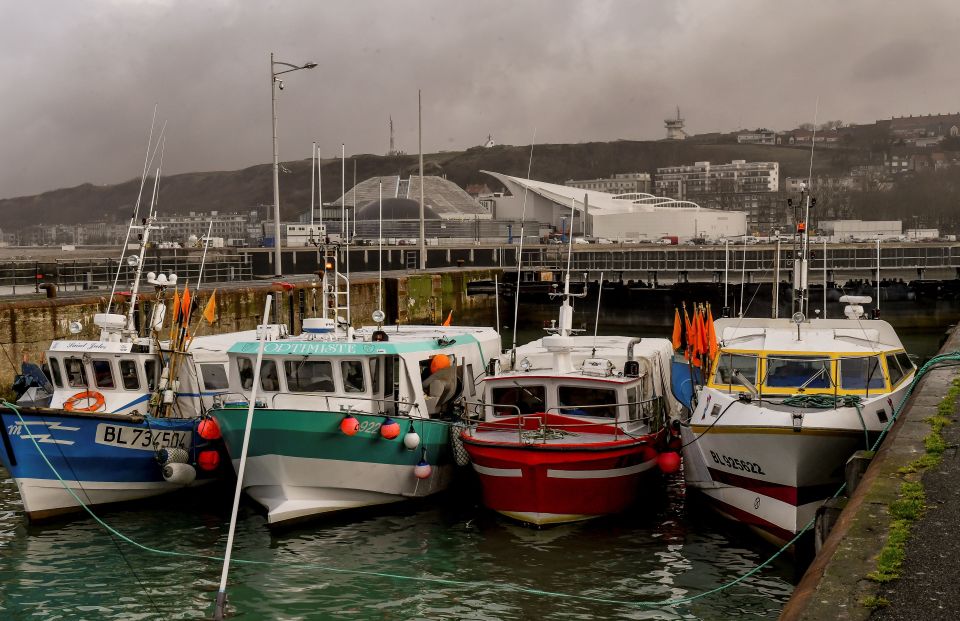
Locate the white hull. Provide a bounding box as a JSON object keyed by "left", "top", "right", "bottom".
{"left": 682, "top": 383, "right": 909, "bottom": 540}
{"left": 236, "top": 455, "right": 455, "bottom": 525}
{"left": 12, "top": 477, "right": 202, "bottom": 519}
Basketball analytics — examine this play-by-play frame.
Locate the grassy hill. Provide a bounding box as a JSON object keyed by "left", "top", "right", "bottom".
{"left": 0, "top": 140, "right": 868, "bottom": 229}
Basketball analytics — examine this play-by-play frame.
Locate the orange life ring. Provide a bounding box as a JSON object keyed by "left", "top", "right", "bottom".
{"left": 63, "top": 390, "right": 106, "bottom": 412}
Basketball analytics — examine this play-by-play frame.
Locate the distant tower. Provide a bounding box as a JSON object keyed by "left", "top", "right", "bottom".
{"left": 483, "top": 134, "right": 495, "bottom": 148}
{"left": 388, "top": 116, "right": 396, "bottom": 156}
{"left": 665, "top": 106, "right": 687, "bottom": 140}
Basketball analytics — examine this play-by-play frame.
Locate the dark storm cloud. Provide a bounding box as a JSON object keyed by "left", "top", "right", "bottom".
{"left": 2, "top": 0, "right": 959, "bottom": 199}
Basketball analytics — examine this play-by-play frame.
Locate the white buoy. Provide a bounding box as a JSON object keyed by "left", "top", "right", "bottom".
{"left": 162, "top": 462, "right": 197, "bottom": 485}
{"left": 403, "top": 431, "right": 421, "bottom": 450}
{"left": 159, "top": 447, "right": 189, "bottom": 465}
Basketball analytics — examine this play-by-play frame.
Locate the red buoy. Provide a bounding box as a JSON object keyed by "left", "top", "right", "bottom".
{"left": 197, "top": 450, "right": 220, "bottom": 471}
{"left": 197, "top": 418, "right": 221, "bottom": 441}
{"left": 380, "top": 417, "right": 401, "bottom": 440}
{"left": 340, "top": 415, "right": 360, "bottom": 436}
{"left": 657, "top": 451, "right": 681, "bottom": 474}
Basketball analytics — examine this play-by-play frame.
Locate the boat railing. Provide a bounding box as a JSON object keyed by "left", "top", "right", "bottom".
{"left": 464, "top": 397, "right": 662, "bottom": 443}
{"left": 269, "top": 392, "right": 423, "bottom": 417}
{"left": 206, "top": 390, "right": 424, "bottom": 418}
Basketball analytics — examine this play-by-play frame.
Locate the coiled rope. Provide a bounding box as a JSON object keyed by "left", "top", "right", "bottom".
{"left": 3, "top": 351, "right": 959, "bottom": 611}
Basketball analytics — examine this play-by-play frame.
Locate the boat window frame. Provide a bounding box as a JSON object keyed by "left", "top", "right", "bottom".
{"left": 144, "top": 359, "right": 159, "bottom": 391}
{"left": 884, "top": 353, "right": 905, "bottom": 387}
{"left": 119, "top": 359, "right": 140, "bottom": 391}
{"left": 283, "top": 358, "right": 335, "bottom": 393}
{"left": 341, "top": 360, "right": 367, "bottom": 394}
{"left": 761, "top": 355, "right": 833, "bottom": 391}
{"left": 49, "top": 357, "right": 64, "bottom": 388}
{"left": 259, "top": 359, "right": 281, "bottom": 393}
{"left": 199, "top": 362, "right": 229, "bottom": 391}
{"left": 838, "top": 355, "right": 886, "bottom": 392}
{"left": 489, "top": 383, "right": 547, "bottom": 417}
{"left": 64, "top": 356, "right": 88, "bottom": 388}
{"left": 895, "top": 352, "right": 914, "bottom": 376}
{"left": 710, "top": 350, "right": 759, "bottom": 391}
{"left": 557, "top": 384, "right": 619, "bottom": 419}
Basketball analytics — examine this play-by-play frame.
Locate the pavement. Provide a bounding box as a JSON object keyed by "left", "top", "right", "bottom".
{"left": 872, "top": 399, "right": 960, "bottom": 620}
{"left": 780, "top": 326, "right": 960, "bottom": 621}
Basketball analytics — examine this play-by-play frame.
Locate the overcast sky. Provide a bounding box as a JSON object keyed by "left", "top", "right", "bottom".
{"left": 3, "top": 0, "right": 959, "bottom": 199}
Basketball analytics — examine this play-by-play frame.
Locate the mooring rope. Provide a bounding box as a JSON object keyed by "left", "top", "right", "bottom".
{"left": 3, "top": 351, "right": 959, "bottom": 611}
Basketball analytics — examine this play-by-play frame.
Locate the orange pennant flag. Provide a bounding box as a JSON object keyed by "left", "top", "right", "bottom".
{"left": 671, "top": 308, "right": 682, "bottom": 351}
{"left": 706, "top": 305, "right": 718, "bottom": 361}
{"left": 441, "top": 310, "right": 452, "bottom": 326}
{"left": 168, "top": 287, "right": 180, "bottom": 341}
{"left": 697, "top": 306, "right": 708, "bottom": 355}
{"left": 181, "top": 285, "right": 192, "bottom": 322}
{"left": 202, "top": 290, "right": 217, "bottom": 325}
{"left": 683, "top": 305, "right": 694, "bottom": 361}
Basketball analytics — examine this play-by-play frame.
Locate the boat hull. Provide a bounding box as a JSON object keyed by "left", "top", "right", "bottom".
{"left": 461, "top": 420, "right": 661, "bottom": 525}
{"left": 681, "top": 386, "right": 907, "bottom": 544}
{"left": 0, "top": 407, "right": 214, "bottom": 520}
{"left": 211, "top": 408, "right": 455, "bottom": 525}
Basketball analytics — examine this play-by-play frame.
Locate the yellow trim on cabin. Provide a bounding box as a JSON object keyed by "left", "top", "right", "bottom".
{"left": 706, "top": 348, "right": 910, "bottom": 396}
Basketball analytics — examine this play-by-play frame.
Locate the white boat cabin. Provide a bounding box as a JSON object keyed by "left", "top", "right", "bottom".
{"left": 218, "top": 326, "right": 500, "bottom": 419}
{"left": 481, "top": 335, "right": 678, "bottom": 430}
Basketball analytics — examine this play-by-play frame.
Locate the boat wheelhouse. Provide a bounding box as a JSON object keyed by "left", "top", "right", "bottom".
{"left": 209, "top": 324, "right": 500, "bottom": 525}
{"left": 681, "top": 316, "right": 914, "bottom": 544}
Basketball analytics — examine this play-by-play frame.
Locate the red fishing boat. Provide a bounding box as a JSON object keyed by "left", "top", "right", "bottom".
{"left": 460, "top": 278, "right": 682, "bottom": 525}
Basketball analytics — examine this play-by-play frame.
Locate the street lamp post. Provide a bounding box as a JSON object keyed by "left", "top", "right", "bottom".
{"left": 270, "top": 52, "right": 316, "bottom": 277}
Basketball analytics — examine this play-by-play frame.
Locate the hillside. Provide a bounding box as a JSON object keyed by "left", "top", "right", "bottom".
{"left": 0, "top": 140, "right": 867, "bottom": 229}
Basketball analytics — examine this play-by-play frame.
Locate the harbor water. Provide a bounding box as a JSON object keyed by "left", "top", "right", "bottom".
{"left": 1, "top": 300, "right": 955, "bottom": 621}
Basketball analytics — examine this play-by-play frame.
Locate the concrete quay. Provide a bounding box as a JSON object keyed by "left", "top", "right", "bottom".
{"left": 0, "top": 268, "right": 498, "bottom": 389}
{"left": 780, "top": 327, "right": 960, "bottom": 620}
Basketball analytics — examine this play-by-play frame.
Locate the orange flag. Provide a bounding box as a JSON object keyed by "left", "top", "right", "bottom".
{"left": 671, "top": 308, "right": 682, "bottom": 350}
{"left": 697, "top": 306, "right": 708, "bottom": 355}
{"left": 683, "top": 305, "right": 694, "bottom": 361}
{"left": 170, "top": 288, "right": 181, "bottom": 323}
{"left": 441, "top": 310, "right": 452, "bottom": 326}
{"left": 202, "top": 290, "right": 217, "bottom": 325}
{"left": 706, "top": 305, "right": 718, "bottom": 360}
{"left": 180, "top": 285, "right": 192, "bottom": 322}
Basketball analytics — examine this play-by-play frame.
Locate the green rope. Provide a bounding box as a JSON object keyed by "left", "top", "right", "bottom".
{"left": 780, "top": 393, "right": 868, "bottom": 448}
{"left": 4, "top": 352, "right": 960, "bottom": 611}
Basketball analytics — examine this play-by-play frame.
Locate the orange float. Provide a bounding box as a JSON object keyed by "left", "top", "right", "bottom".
{"left": 63, "top": 390, "right": 106, "bottom": 412}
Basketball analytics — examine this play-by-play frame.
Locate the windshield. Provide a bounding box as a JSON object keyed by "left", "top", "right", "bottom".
{"left": 839, "top": 356, "right": 885, "bottom": 390}
{"left": 764, "top": 356, "right": 831, "bottom": 389}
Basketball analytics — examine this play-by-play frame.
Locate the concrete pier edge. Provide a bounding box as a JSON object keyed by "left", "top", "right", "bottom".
{"left": 780, "top": 326, "right": 960, "bottom": 620}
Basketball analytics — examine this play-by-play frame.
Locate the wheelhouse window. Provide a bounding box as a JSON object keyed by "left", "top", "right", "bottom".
{"left": 284, "top": 360, "right": 334, "bottom": 393}
{"left": 839, "top": 356, "right": 885, "bottom": 391}
{"left": 238, "top": 357, "right": 254, "bottom": 390}
{"left": 491, "top": 384, "right": 545, "bottom": 416}
{"left": 765, "top": 356, "right": 831, "bottom": 389}
{"left": 260, "top": 360, "right": 280, "bottom": 392}
{"left": 144, "top": 359, "right": 159, "bottom": 391}
{"left": 341, "top": 360, "right": 366, "bottom": 393}
{"left": 119, "top": 359, "right": 140, "bottom": 390}
{"left": 92, "top": 360, "right": 115, "bottom": 389}
{"left": 885, "top": 353, "right": 905, "bottom": 386}
{"left": 200, "top": 363, "right": 229, "bottom": 391}
{"left": 895, "top": 353, "right": 914, "bottom": 376}
{"left": 65, "top": 357, "right": 87, "bottom": 388}
{"left": 713, "top": 353, "right": 758, "bottom": 386}
{"left": 627, "top": 386, "right": 639, "bottom": 421}
{"left": 49, "top": 358, "right": 63, "bottom": 388}
{"left": 370, "top": 358, "right": 380, "bottom": 395}
{"left": 558, "top": 385, "right": 618, "bottom": 418}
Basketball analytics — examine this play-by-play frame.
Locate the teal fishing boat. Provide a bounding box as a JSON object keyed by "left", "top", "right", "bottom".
{"left": 211, "top": 325, "right": 499, "bottom": 525}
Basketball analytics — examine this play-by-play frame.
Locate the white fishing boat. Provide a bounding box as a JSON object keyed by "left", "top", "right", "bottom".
{"left": 680, "top": 186, "right": 915, "bottom": 545}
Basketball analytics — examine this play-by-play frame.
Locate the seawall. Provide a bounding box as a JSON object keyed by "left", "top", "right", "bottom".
{"left": 0, "top": 269, "right": 499, "bottom": 389}
{"left": 780, "top": 326, "right": 960, "bottom": 620}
